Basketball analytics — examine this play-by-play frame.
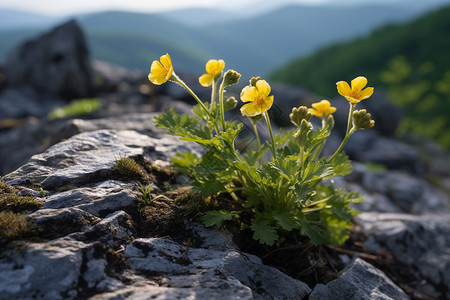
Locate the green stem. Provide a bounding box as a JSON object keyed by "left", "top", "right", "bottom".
{"left": 328, "top": 103, "right": 355, "bottom": 162}
{"left": 263, "top": 112, "right": 276, "bottom": 157}
{"left": 329, "top": 127, "right": 356, "bottom": 162}
{"left": 173, "top": 74, "right": 221, "bottom": 134}
{"left": 345, "top": 103, "right": 355, "bottom": 136}
{"left": 252, "top": 121, "right": 261, "bottom": 149}
{"left": 211, "top": 78, "right": 217, "bottom": 108}
{"left": 252, "top": 120, "right": 264, "bottom": 164}
{"left": 218, "top": 80, "right": 226, "bottom": 130}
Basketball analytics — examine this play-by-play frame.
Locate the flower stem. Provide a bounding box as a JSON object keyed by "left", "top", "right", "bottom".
{"left": 263, "top": 112, "right": 276, "bottom": 157}
{"left": 218, "top": 80, "right": 226, "bottom": 130}
{"left": 328, "top": 103, "right": 356, "bottom": 162}
{"left": 252, "top": 120, "right": 264, "bottom": 164}
{"left": 173, "top": 74, "right": 221, "bottom": 134}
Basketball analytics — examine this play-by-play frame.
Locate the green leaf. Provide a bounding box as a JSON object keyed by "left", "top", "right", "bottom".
{"left": 329, "top": 152, "right": 353, "bottom": 177}
{"left": 298, "top": 216, "right": 328, "bottom": 245}
{"left": 192, "top": 177, "right": 227, "bottom": 197}
{"left": 201, "top": 210, "right": 239, "bottom": 227}
{"left": 302, "top": 161, "right": 334, "bottom": 183}
{"left": 172, "top": 151, "right": 199, "bottom": 169}
{"left": 251, "top": 218, "right": 278, "bottom": 246}
{"left": 272, "top": 210, "right": 298, "bottom": 231}
{"left": 192, "top": 102, "right": 210, "bottom": 120}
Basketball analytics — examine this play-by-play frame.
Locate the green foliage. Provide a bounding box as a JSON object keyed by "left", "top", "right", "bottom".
{"left": 271, "top": 5, "right": 450, "bottom": 148}
{"left": 138, "top": 183, "right": 154, "bottom": 205}
{"left": 154, "top": 59, "right": 369, "bottom": 247}
{"left": 48, "top": 98, "right": 101, "bottom": 120}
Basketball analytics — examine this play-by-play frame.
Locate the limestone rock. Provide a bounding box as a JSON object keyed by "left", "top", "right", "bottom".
{"left": 309, "top": 258, "right": 409, "bottom": 300}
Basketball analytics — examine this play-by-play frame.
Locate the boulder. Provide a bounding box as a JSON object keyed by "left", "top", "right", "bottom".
{"left": 3, "top": 20, "right": 93, "bottom": 100}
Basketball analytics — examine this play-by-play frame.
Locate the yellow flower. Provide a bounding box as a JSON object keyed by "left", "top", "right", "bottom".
{"left": 148, "top": 53, "right": 173, "bottom": 85}
{"left": 199, "top": 59, "right": 225, "bottom": 87}
{"left": 309, "top": 100, "right": 336, "bottom": 117}
{"left": 336, "top": 76, "right": 374, "bottom": 104}
{"left": 240, "top": 80, "right": 274, "bottom": 117}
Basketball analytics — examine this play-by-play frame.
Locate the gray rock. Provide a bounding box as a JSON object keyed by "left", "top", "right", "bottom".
{"left": 309, "top": 258, "right": 409, "bottom": 300}
{"left": 0, "top": 238, "right": 89, "bottom": 300}
{"left": 0, "top": 112, "right": 173, "bottom": 176}
{"left": 0, "top": 87, "right": 65, "bottom": 120}
{"left": 350, "top": 164, "right": 450, "bottom": 214}
{"left": 358, "top": 212, "right": 450, "bottom": 299}
{"left": 2, "top": 129, "right": 202, "bottom": 189}
{"left": 124, "top": 228, "right": 311, "bottom": 300}
{"left": 4, "top": 20, "right": 93, "bottom": 99}
{"left": 342, "top": 130, "right": 421, "bottom": 172}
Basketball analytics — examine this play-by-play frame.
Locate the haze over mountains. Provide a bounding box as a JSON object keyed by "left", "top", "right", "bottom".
{"left": 1, "top": 0, "right": 449, "bottom": 78}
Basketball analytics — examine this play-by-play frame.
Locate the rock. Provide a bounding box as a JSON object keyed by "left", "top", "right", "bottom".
{"left": 341, "top": 130, "right": 422, "bottom": 172}
{"left": 358, "top": 212, "right": 450, "bottom": 299}
{"left": 0, "top": 112, "right": 169, "bottom": 176}
{"left": 3, "top": 20, "right": 93, "bottom": 100}
{"left": 347, "top": 163, "right": 450, "bottom": 214}
{"left": 0, "top": 129, "right": 311, "bottom": 299}
{"left": 0, "top": 87, "right": 65, "bottom": 120}
{"left": 309, "top": 258, "right": 409, "bottom": 300}
{"left": 2, "top": 129, "right": 202, "bottom": 188}
{"left": 123, "top": 226, "right": 311, "bottom": 300}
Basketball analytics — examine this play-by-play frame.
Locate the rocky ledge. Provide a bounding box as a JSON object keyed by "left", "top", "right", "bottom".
{"left": 0, "top": 126, "right": 449, "bottom": 299}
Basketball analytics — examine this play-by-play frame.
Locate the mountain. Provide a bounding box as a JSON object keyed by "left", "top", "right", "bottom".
{"left": 0, "top": 8, "right": 59, "bottom": 30}
{"left": 271, "top": 5, "right": 450, "bottom": 147}
{"left": 157, "top": 8, "right": 240, "bottom": 27}
{"left": 0, "top": 2, "right": 449, "bottom": 79}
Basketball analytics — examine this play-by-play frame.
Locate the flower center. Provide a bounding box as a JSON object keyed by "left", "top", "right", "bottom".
{"left": 254, "top": 97, "right": 265, "bottom": 106}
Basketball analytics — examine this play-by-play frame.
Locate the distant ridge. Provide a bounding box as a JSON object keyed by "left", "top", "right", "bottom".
{"left": 0, "top": 2, "right": 449, "bottom": 78}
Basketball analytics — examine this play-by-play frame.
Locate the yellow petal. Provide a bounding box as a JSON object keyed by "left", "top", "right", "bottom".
{"left": 256, "top": 80, "right": 271, "bottom": 97}
{"left": 160, "top": 53, "right": 172, "bottom": 70}
{"left": 205, "top": 59, "right": 225, "bottom": 75}
{"left": 360, "top": 87, "right": 374, "bottom": 100}
{"left": 309, "top": 108, "right": 323, "bottom": 117}
{"left": 199, "top": 74, "right": 213, "bottom": 87}
{"left": 262, "top": 95, "right": 274, "bottom": 112}
{"left": 344, "top": 96, "right": 360, "bottom": 104}
{"left": 351, "top": 76, "right": 368, "bottom": 92}
{"left": 240, "top": 86, "right": 258, "bottom": 103}
{"left": 148, "top": 61, "right": 166, "bottom": 85}
{"left": 336, "top": 81, "right": 351, "bottom": 97}
{"left": 327, "top": 106, "right": 337, "bottom": 114}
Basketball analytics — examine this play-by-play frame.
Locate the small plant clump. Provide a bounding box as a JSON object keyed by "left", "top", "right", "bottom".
{"left": 0, "top": 211, "right": 34, "bottom": 242}
{"left": 0, "top": 182, "right": 42, "bottom": 244}
{"left": 150, "top": 54, "right": 375, "bottom": 246}
{"left": 113, "top": 157, "right": 146, "bottom": 180}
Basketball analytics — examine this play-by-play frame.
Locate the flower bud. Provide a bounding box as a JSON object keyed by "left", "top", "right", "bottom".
{"left": 250, "top": 76, "right": 261, "bottom": 87}
{"left": 290, "top": 106, "right": 312, "bottom": 128}
{"left": 294, "top": 119, "right": 313, "bottom": 148}
{"left": 352, "top": 109, "right": 375, "bottom": 129}
{"left": 224, "top": 96, "right": 238, "bottom": 111}
{"left": 223, "top": 70, "right": 241, "bottom": 87}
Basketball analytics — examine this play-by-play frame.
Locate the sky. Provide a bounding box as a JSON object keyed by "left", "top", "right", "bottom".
{"left": 0, "top": 0, "right": 331, "bottom": 15}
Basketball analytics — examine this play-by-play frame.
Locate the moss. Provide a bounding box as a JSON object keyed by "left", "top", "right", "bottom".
{"left": 0, "top": 211, "right": 35, "bottom": 241}
{"left": 0, "top": 181, "right": 14, "bottom": 193}
{"left": 112, "top": 157, "right": 146, "bottom": 180}
{"left": 0, "top": 194, "right": 43, "bottom": 213}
